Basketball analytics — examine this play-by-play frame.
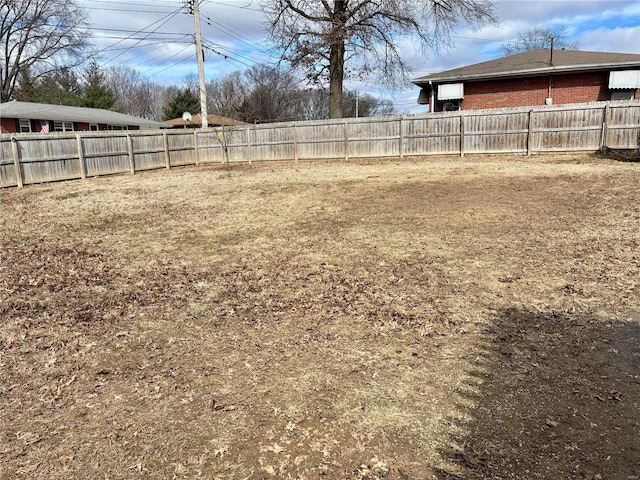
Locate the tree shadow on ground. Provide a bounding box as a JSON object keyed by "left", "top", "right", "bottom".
{"left": 432, "top": 306, "right": 640, "bottom": 480}
{"left": 594, "top": 148, "right": 640, "bottom": 162}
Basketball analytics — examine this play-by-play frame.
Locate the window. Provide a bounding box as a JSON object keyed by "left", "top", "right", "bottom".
{"left": 90, "top": 124, "right": 99, "bottom": 131}
{"left": 611, "top": 90, "right": 635, "bottom": 101}
{"left": 443, "top": 100, "right": 462, "bottom": 112}
{"left": 53, "top": 121, "right": 74, "bottom": 132}
{"left": 108, "top": 125, "right": 127, "bottom": 131}
{"left": 19, "top": 119, "right": 32, "bottom": 133}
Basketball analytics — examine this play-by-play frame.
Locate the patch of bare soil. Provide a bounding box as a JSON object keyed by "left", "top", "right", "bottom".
{"left": 1, "top": 154, "right": 639, "bottom": 479}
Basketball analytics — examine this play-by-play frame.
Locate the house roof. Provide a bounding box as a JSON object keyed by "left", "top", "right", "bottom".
{"left": 412, "top": 49, "right": 640, "bottom": 86}
{"left": 0, "top": 101, "right": 168, "bottom": 128}
{"left": 164, "top": 113, "right": 248, "bottom": 128}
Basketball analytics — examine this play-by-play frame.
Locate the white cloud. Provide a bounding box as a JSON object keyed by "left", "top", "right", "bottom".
{"left": 578, "top": 26, "right": 640, "bottom": 52}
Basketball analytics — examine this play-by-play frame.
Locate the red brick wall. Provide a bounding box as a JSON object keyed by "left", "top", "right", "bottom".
{"left": 1, "top": 117, "right": 16, "bottom": 133}
{"left": 433, "top": 71, "right": 635, "bottom": 111}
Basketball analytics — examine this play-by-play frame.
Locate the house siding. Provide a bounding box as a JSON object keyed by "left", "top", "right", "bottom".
{"left": 0, "top": 118, "right": 142, "bottom": 134}
{"left": 433, "top": 71, "right": 637, "bottom": 111}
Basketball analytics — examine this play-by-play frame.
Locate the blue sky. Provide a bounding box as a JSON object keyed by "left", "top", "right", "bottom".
{"left": 82, "top": 0, "right": 640, "bottom": 114}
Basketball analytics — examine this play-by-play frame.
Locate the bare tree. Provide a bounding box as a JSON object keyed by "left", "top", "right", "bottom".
{"left": 106, "top": 66, "right": 162, "bottom": 119}
{"left": 205, "top": 72, "right": 248, "bottom": 172}
{"left": 0, "top": 0, "right": 90, "bottom": 102}
{"left": 244, "top": 64, "right": 308, "bottom": 122}
{"left": 206, "top": 71, "right": 249, "bottom": 121}
{"left": 342, "top": 90, "right": 394, "bottom": 117}
{"left": 500, "top": 26, "right": 578, "bottom": 56}
{"left": 299, "top": 88, "right": 329, "bottom": 120}
{"left": 263, "top": 0, "right": 496, "bottom": 118}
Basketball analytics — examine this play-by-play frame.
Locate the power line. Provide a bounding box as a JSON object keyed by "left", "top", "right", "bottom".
{"left": 202, "top": 42, "right": 253, "bottom": 69}
{"left": 80, "top": 0, "right": 181, "bottom": 5}
{"left": 79, "top": 6, "right": 176, "bottom": 14}
{"left": 206, "top": 0, "right": 262, "bottom": 12}
{"left": 141, "top": 44, "right": 194, "bottom": 76}
{"left": 92, "top": 27, "right": 187, "bottom": 36}
{"left": 199, "top": 10, "right": 272, "bottom": 57}
{"left": 94, "top": 7, "right": 184, "bottom": 67}
{"left": 95, "top": 35, "right": 192, "bottom": 43}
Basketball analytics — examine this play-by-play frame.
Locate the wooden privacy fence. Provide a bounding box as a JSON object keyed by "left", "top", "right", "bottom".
{"left": 1, "top": 100, "right": 639, "bottom": 188}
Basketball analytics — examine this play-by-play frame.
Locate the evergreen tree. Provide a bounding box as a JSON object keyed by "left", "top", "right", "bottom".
{"left": 13, "top": 70, "right": 39, "bottom": 102}
{"left": 163, "top": 89, "right": 200, "bottom": 121}
{"left": 34, "top": 68, "right": 83, "bottom": 105}
{"left": 81, "top": 62, "right": 116, "bottom": 109}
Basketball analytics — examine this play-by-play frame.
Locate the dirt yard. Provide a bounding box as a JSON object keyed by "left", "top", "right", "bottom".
{"left": 1, "top": 153, "right": 638, "bottom": 480}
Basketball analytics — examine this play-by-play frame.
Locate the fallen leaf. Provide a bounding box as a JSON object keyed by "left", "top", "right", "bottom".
{"left": 265, "top": 444, "right": 285, "bottom": 454}
{"left": 262, "top": 465, "right": 276, "bottom": 475}
{"left": 60, "top": 450, "right": 75, "bottom": 466}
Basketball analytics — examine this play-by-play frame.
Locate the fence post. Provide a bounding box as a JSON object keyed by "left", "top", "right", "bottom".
{"left": 193, "top": 129, "right": 200, "bottom": 165}
{"left": 10, "top": 137, "right": 24, "bottom": 188}
{"left": 344, "top": 118, "right": 349, "bottom": 161}
{"left": 399, "top": 115, "right": 405, "bottom": 160}
{"left": 245, "top": 126, "right": 252, "bottom": 165}
{"left": 527, "top": 109, "right": 534, "bottom": 156}
{"left": 163, "top": 131, "right": 170, "bottom": 169}
{"left": 460, "top": 112, "right": 465, "bottom": 157}
{"left": 293, "top": 123, "right": 298, "bottom": 163}
{"left": 126, "top": 133, "right": 135, "bottom": 174}
{"left": 75, "top": 133, "right": 87, "bottom": 180}
{"left": 600, "top": 103, "right": 610, "bottom": 151}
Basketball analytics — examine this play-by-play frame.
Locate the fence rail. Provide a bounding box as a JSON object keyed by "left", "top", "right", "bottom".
{"left": 2, "top": 100, "right": 639, "bottom": 188}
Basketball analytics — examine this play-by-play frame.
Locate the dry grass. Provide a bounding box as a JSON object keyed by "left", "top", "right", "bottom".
{"left": 1, "top": 154, "right": 639, "bottom": 479}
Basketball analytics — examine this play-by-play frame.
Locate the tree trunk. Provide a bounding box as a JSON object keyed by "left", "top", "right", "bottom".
{"left": 328, "top": 0, "right": 346, "bottom": 119}
{"left": 328, "top": 38, "right": 345, "bottom": 119}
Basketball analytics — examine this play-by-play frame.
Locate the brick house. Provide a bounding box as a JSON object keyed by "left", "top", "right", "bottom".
{"left": 0, "top": 101, "right": 167, "bottom": 134}
{"left": 412, "top": 49, "right": 640, "bottom": 112}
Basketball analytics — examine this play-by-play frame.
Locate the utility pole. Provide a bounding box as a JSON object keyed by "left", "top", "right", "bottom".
{"left": 185, "top": 0, "right": 208, "bottom": 127}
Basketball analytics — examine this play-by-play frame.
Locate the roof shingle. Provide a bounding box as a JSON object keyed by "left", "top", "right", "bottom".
{"left": 412, "top": 49, "right": 640, "bottom": 85}
{"left": 0, "top": 101, "right": 167, "bottom": 128}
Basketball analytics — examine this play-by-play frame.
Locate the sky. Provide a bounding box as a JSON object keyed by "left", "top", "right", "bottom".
{"left": 82, "top": 0, "right": 640, "bottom": 115}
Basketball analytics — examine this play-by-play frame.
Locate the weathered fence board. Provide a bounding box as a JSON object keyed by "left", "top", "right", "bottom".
{"left": 530, "top": 104, "right": 605, "bottom": 152}
{"left": 1, "top": 100, "right": 638, "bottom": 188}
{"left": 0, "top": 140, "right": 19, "bottom": 187}
{"left": 464, "top": 110, "right": 529, "bottom": 154}
{"left": 83, "top": 134, "right": 130, "bottom": 177}
{"left": 606, "top": 103, "right": 640, "bottom": 149}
